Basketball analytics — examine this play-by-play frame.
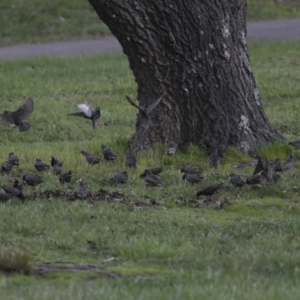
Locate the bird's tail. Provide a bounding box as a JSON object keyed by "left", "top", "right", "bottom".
{"left": 19, "top": 122, "right": 31, "bottom": 132}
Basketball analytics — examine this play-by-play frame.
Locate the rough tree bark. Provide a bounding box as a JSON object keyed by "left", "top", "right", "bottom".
{"left": 88, "top": 0, "right": 283, "bottom": 155}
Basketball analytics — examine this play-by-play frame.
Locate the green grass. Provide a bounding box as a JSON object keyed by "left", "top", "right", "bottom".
{"left": 0, "top": 41, "right": 300, "bottom": 298}
{"left": 1, "top": 0, "right": 300, "bottom": 47}
{"left": 0, "top": 0, "right": 110, "bottom": 46}
{"left": 248, "top": 0, "right": 300, "bottom": 21}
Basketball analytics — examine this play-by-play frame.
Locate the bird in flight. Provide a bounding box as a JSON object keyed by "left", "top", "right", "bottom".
{"left": 67, "top": 102, "right": 100, "bottom": 129}
{"left": 0, "top": 98, "right": 34, "bottom": 132}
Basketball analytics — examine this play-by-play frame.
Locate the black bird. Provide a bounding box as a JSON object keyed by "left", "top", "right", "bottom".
{"left": 289, "top": 140, "right": 300, "bottom": 149}
{"left": 196, "top": 183, "right": 223, "bottom": 197}
{"left": 125, "top": 153, "right": 137, "bottom": 168}
{"left": 75, "top": 178, "right": 87, "bottom": 199}
{"left": 126, "top": 93, "right": 166, "bottom": 128}
{"left": 114, "top": 169, "right": 128, "bottom": 184}
{"left": 67, "top": 102, "right": 100, "bottom": 129}
{"left": 8, "top": 152, "right": 20, "bottom": 167}
{"left": 0, "top": 98, "right": 34, "bottom": 132}
{"left": 229, "top": 173, "right": 246, "bottom": 188}
{"left": 246, "top": 174, "right": 263, "bottom": 185}
{"left": 2, "top": 180, "right": 25, "bottom": 201}
{"left": 140, "top": 167, "right": 163, "bottom": 178}
{"left": 1, "top": 160, "right": 13, "bottom": 173}
{"left": 253, "top": 155, "right": 268, "bottom": 175}
{"left": 182, "top": 172, "right": 204, "bottom": 184}
{"left": 50, "top": 156, "right": 64, "bottom": 175}
{"left": 80, "top": 150, "right": 101, "bottom": 165}
{"left": 206, "top": 145, "right": 221, "bottom": 169}
{"left": 23, "top": 174, "right": 44, "bottom": 187}
{"left": 144, "top": 169, "right": 162, "bottom": 186}
{"left": 35, "top": 158, "right": 50, "bottom": 172}
{"left": 101, "top": 144, "right": 117, "bottom": 161}
{"left": 59, "top": 171, "right": 72, "bottom": 184}
{"left": 50, "top": 156, "right": 63, "bottom": 167}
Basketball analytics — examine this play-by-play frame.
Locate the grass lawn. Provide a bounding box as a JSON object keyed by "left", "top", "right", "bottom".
{"left": 1, "top": 0, "right": 300, "bottom": 47}
{"left": 0, "top": 41, "right": 300, "bottom": 298}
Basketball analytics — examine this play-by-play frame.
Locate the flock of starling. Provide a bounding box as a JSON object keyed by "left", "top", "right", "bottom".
{"left": 1, "top": 98, "right": 300, "bottom": 203}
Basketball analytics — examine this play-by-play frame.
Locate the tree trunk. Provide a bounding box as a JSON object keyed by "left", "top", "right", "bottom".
{"left": 88, "top": 0, "right": 283, "bottom": 154}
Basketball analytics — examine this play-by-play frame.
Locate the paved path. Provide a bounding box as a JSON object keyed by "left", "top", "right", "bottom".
{"left": 0, "top": 18, "right": 299, "bottom": 61}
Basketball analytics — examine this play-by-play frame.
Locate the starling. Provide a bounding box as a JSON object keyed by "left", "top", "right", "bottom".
{"left": 289, "top": 140, "right": 300, "bottom": 149}
{"left": 59, "top": 171, "right": 72, "bottom": 184}
{"left": 140, "top": 167, "right": 163, "bottom": 178}
{"left": 101, "top": 144, "right": 117, "bottom": 161}
{"left": 23, "top": 174, "right": 44, "bottom": 187}
{"left": 1, "top": 160, "right": 13, "bottom": 173}
{"left": 253, "top": 155, "right": 268, "bottom": 175}
{"left": 75, "top": 178, "right": 87, "bottom": 199}
{"left": 125, "top": 153, "right": 137, "bottom": 168}
{"left": 196, "top": 183, "right": 223, "bottom": 196}
{"left": 0, "top": 98, "right": 34, "bottom": 132}
{"left": 273, "top": 158, "right": 283, "bottom": 172}
{"left": 114, "top": 169, "right": 128, "bottom": 184}
{"left": 2, "top": 180, "right": 25, "bottom": 201}
{"left": 35, "top": 158, "right": 50, "bottom": 172}
{"left": 67, "top": 102, "right": 100, "bottom": 129}
{"left": 50, "top": 156, "right": 63, "bottom": 167}
{"left": 246, "top": 174, "right": 263, "bottom": 185}
{"left": 282, "top": 153, "right": 296, "bottom": 171}
{"left": 229, "top": 173, "right": 246, "bottom": 188}
{"left": 8, "top": 152, "right": 20, "bottom": 167}
{"left": 50, "top": 156, "right": 64, "bottom": 175}
{"left": 126, "top": 94, "right": 166, "bottom": 129}
{"left": 182, "top": 172, "right": 204, "bottom": 184}
{"left": 262, "top": 171, "right": 281, "bottom": 183}
{"left": 80, "top": 150, "right": 101, "bottom": 165}
{"left": 144, "top": 169, "right": 162, "bottom": 186}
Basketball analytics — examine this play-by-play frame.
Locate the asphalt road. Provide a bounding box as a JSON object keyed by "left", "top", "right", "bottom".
{"left": 0, "top": 18, "right": 299, "bottom": 61}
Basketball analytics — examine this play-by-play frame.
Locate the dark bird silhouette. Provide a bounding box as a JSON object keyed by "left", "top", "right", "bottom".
{"left": 80, "top": 150, "right": 101, "bottom": 165}
{"left": 140, "top": 167, "right": 163, "bottom": 178}
{"left": 282, "top": 153, "right": 296, "bottom": 171}
{"left": 101, "top": 144, "right": 117, "bottom": 161}
{"left": 196, "top": 183, "right": 223, "bottom": 197}
{"left": 246, "top": 174, "right": 263, "bottom": 185}
{"left": 59, "top": 171, "right": 72, "bottom": 184}
{"left": 126, "top": 94, "right": 165, "bottom": 117}
{"left": 0, "top": 98, "right": 34, "bottom": 132}
{"left": 125, "top": 153, "right": 137, "bottom": 168}
{"left": 23, "top": 174, "right": 44, "bottom": 187}
{"left": 253, "top": 155, "right": 267, "bottom": 175}
{"left": 182, "top": 172, "right": 204, "bottom": 184}
{"left": 1, "top": 160, "right": 13, "bottom": 173}
{"left": 50, "top": 156, "right": 63, "bottom": 167}
{"left": 229, "top": 173, "right": 246, "bottom": 188}
{"left": 206, "top": 146, "right": 221, "bottom": 169}
{"left": 50, "top": 156, "right": 64, "bottom": 175}
{"left": 144, "top": 169, "right": 162, "bottom": 186}
{"left": 114, "top": 169, "right": 128, "bottom": 184}
{"left": 2, "top": 180, "right": 25, "bottom": 201}
{"left": 75, "top": 178, "right": 87, "bottom": 199}
{"left": 289, "top": 140, "right": 300, "bottom": 149}
{"left": 35, "top": 158, "right": 50, "bottom": 172}
{"left": 8, "top": 152, "right": 20, "bottom": 167}
{"left": 67, "top": 102, "right": 100, "bottom": 129}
